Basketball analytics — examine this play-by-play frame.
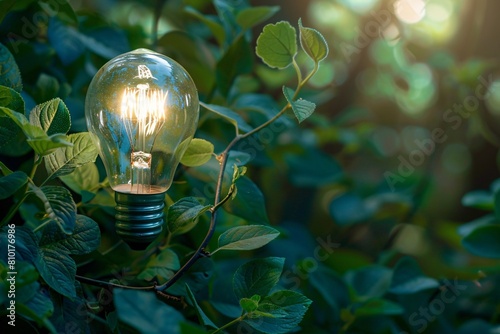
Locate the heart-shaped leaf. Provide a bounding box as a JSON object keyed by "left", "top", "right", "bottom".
{"left": 298, "top": 18, "right": 329, "bottom": 64}
{"left": 256, "top": 21, "right": 297, "bottom": 69}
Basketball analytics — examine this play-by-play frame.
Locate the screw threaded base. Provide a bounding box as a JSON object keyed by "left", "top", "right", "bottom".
{"left": 115, "top": 191, "right": 165, "bottom": 250}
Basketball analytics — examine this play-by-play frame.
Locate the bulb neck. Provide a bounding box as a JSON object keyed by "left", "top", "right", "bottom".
{"left": 114, "top": 191, "right": 165, "bottom": 250}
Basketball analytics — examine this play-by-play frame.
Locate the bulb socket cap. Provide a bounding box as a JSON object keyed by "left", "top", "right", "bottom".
{"left": 115, "top": 191, "right": 165, "bottom": 250}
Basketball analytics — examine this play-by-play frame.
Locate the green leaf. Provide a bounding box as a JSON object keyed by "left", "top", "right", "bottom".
{"left": 39, "top": 0, "right": 78, "bottom": 25}
{"left": 233, "top": 257, "right": 284, "bottom": 300}
{"left": 458, "top": 214, "right": 496, "bottom": 237}
{"left": 185, "top": 284, "right": 218, "bottom": 329}
{"left": 308, "top": 266, "right": 350, "bottom": 314}
{"left": 236, "top": 6, "right": 280, "bottom": 30}
{"left": 298, "top": 18, "right": 329, "bottom": 63}
{"left": 19, "top": 289, "right": 55, "bottom": 327}
{"left": 354, "top": 298, "right": 404, "bottom": 316}
{"left": 0, "top": 115, "right": 31, "bottom": 157}
{"left": 213, "top": 0, "right": 244, "bottom": 44}
{"left": 27, "top": 133, "right": 73, "bottom": 156}
{"left": 44, "top": 132, "right": 98, "bottom": 180}
{"left": 244, "top": 290, "right": 312, "bottom": 334}
{"left": 215, "top": 225, "right": 280, "bottom": 253}
{"left": 33, "top": 74, "right": 61, "bottom": 103}
{"left": 0, "top": 106, "right": 73, "bottom": 155}
{"left": 0, "top": 171, "right": 28, "bottom": 199}
{"left": 329, "top": 193, "right": 371, "bottom": 226}
{"left": 216, "top": 35, "right": 253, "bottom": 97}
{"left": 39, "top": 186, "right": 77, "bottom": 234}
{"left": 33, "top": 215, "right": 100, "bottom": 298}
{"left": 40, "top": 215, "right": 101, "bottom": 255}
{"left": 166, "top": 257, "right": 214, "bottom": 296}
{"left": 240, "top": 297, "right": 259, "bottom": 312}
{"left": 256, "top": 21, "right": 297, "bottom": 69}
{"left": 114, "top": 289, "right": 185, "bottom": 334}
{"left": 201, "top": 102, "right": 253, "bottom": 133}
{"left": 389, "top": 257, "right": 439, "bottom": 294}
{"left": 180, "top": 322, "right": 211, "bottom": 334}
{"left": 167, "top": 197, "right": 211, "bottom": 236}
{"left": 462, "top": 190, "right": 493, "bottom": 210}
{"left": 36, "top": 247, "right": 77, "bottom": 298}
{"left": 0, "top": 161, "right": 13, "bottom": 175}
{"left": 156, "top": 31, "right": 215, "bottom": 94}
{"left": 283, "top": 86, "right": 316, "bottom": 123}
{"left": 232, "top": 164, "right": 247, "bottom": 181}
{"left": 462, "top": 224, "right": 500, "bottom": 258}
{"left": 145, "top": 248, "right": 180, "bottom": 271}
{"left": 29, "top": 98, "right": 71, "bottom": 136}
{"left": 0, "top": 105, "right": 28, "bottom": 128}
{"left": 48, "top": 17, "right": 86, "bottom": 66}
{"left": 2, "top": 261, "right": 38, "bottom": 305}
{"left": 6, "top": 226, "right": 38, "bottom": 263}
{"left": 185, "top": 7, "right": 225, "bottom": 47}
{"left": 345, "top": 265, "right": 393, "bottom": 302}
{"left": 59, "top": 162, "right": 99, "bottom": 195}
{"left": 0, "top": 85, "right": 24, "bottom": 112}
{"left": 180, "top": 138, "right": 214, "bottom": 167}
{"left": 76, "top": 30, "right": 123, "bottom": 59}
{"left": 0, "top": 43, "right": 22, "bottom": 92}
{"left": 51, "top": 283, "right": 89, "bottom": 333}
{"left": 138, "top": 249, "right": 179, "bottom": 283}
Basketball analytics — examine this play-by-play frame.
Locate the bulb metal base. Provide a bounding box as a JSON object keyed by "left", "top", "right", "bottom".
{"left": 115, "top": 191, "right": 165, "bottom": 250}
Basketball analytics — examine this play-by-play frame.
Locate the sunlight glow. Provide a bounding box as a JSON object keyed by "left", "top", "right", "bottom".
{"left": 394, "top": 0, "right": 426, "bottom": 24}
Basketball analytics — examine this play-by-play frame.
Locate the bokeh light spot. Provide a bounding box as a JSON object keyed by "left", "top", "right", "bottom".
{"left": 394, "top": 0, "right": 426, "bottom": 24}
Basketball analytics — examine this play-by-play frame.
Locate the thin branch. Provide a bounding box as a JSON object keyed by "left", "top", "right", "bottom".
{"left": 210, "top": 184, "right": 235, "bottom": 213}
{"left": 75, "top": 274, "right": 155, "bottom": 291}
{"left": 211, "top": 315, "right": 246, "bottom": 334}
{"left": 77, "top": 52, "right": 319, "bottom": 295}
{"left": 155, "top": 144, "right": 231, "bottom": 291}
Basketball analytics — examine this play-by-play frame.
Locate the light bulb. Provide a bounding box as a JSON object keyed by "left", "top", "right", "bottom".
{"left": 85, "top": 48, "right": 199, "bottom": 249}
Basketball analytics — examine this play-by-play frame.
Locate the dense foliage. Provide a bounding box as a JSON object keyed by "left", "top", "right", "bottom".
{"left": 0, "top": 0, "right": 499, "bottom": 333}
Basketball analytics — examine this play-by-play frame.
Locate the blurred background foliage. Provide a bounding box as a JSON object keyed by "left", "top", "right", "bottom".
{"left": 2, "top": 0, "right": 500, "bottom": 333}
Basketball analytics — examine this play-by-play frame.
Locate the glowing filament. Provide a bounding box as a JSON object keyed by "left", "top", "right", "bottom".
{"left": 121, "top": 86, "right": 168, "bottom": 139}
{"left": 120, "top": 84, "right": 168, "bottom": 194}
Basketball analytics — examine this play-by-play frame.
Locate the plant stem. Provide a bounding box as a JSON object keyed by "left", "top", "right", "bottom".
{"left": 298, "top": 61, "right": 319, "bottom": 93}
{"left": 75, "top": 274, "right": 155, "bottom": 291}
{"left": 210, "top": 184, "right": 235, "bottom": 213}
{"left": 32, "top": 219, "right": 52, "bottom": 233}
{"left": 77, "top": 57, "right": 320, "bottom": 294}
{"left": 293, "top": 57, "right": 303, "bottom": 86}
{"left": 211, "top": 315, "right": 245, "bottom": 334}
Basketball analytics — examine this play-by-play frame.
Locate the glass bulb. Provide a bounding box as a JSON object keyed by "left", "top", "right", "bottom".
{"left": 85, "top": 48, "right": 199, "bottom": 249}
